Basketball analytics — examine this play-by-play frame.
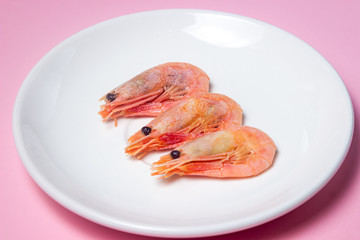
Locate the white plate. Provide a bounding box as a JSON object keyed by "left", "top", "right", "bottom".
{"left": 13, "top": 10, "right": 354, "bottom": 238}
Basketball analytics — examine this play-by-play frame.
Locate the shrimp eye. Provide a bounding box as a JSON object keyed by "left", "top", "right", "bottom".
{"left": 141, "top": 126, "right": 152, "bottom": 135}
{"left": 106, "top": 93, "right": 117, "bottom": 102}
{"left": 170, "top": 150, "right": 181, "bottom": 159}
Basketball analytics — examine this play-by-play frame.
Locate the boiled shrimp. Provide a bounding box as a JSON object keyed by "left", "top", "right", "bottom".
{"left": 99, "top": 62, "right": 209, "bottom": 125}
{"left": 125, "top": 93, "right": 243, "bottom": 158}
{"left": 151, "top": 125, "right": 276, "bottom": 178}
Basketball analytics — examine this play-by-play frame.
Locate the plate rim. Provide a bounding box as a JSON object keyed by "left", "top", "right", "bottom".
{"left": 12, "top": 9, "right": 354, "bottom": 238}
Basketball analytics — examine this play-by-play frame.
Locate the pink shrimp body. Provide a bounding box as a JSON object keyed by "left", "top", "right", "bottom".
{"left": 151, "top": 125, "right": 276, "bottom": 178}
{"left": 99, "top": 62, "right": 209, "bottom": 124}
{"left": 125, "top": 93, "right": 243, "bottom": 158}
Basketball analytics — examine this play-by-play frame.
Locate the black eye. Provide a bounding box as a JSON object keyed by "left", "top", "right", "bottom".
{"left": 170, "top": 150, "right": 181, "bottom": 159}
{"left": 106, "top": 93, "right": 117, "bottom": 102}
{"left": 141, "top": 126, "right": 152, "bottom": 135}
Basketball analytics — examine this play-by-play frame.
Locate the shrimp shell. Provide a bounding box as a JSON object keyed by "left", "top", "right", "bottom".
{"left": 99, "top": 62, "right": 209, "bottom": 125}
{"left": 151, "top": 125, "right": 276, "bottom": 178}
{"left": 125, "top": 93, "right": 243, "bottom": 158}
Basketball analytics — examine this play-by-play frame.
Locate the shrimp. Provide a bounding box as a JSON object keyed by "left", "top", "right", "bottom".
{"left": 125, "top": 93, "right": 243, "bottom": 158}
{"left": 151, "top": 125, "right": 276, "bottom": 178}
{"left": 99, "top": 62, "right": 210, "bottom": 125}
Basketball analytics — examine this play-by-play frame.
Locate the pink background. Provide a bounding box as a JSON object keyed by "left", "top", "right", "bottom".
{"left": 1, "top": 0, "right": 359, "bottom": 239}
